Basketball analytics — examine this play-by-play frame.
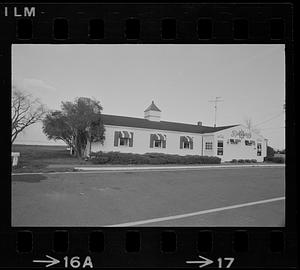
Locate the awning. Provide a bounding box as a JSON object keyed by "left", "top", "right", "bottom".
{"left": 119, "top": 131, "right": 130, "bottom": 138}
{"left": 183, "top": 136, "right": 193, "bottom": 143}
{"left": 186, "top": 136, "right": 193, "bottom": 143}
{"left": 153, "top": 133, "right": 166, "bottom": 141}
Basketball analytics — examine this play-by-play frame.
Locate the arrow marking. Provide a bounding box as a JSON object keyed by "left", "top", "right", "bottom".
{"left": 33, "top": 255, "right": 60, "bottom": 267}
{"left": 186, "top": 255, "right": 214, "bottom": 268}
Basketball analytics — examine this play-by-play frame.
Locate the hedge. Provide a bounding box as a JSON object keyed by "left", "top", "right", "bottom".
{"left": 230, "top": 159, "right": 257, "bottom": 163}
{"left": 264, "top": 156, "right": 285, "bottom": 163}
{"left": 90, "top": 151, "right": 221, "bottom": 165}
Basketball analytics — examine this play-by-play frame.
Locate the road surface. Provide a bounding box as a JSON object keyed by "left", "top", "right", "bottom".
{"left": 11, "top": 166, "right": 285, "bottom": 227}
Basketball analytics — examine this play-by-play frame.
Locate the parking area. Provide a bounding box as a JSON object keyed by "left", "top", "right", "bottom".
{"left": 11, "top": 166, "right": 285, "bottom": 227}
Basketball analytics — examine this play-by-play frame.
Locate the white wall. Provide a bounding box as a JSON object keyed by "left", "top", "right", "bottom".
{"left": 90, "top": 124, "right": 267, "bottom": 162}
{"left": 211, "top": 125, "right": 267, "bottom": 162}
{"left": 144, "top": 110, "right": 161, "bottom": 121}
{"left": 202, "top": 135, "right": 215, "bottom": 157}
{"left": 91, "top": 125, "right": 203, "bottom": 155}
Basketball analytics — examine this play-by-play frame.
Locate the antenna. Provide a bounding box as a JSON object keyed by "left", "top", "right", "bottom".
{"left": 209, "top": 97, "right": 224, "bottom": 127}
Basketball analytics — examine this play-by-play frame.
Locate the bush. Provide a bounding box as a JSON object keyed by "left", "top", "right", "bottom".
{"left": 90, "top": 151, "right": 221, "bottom": 165}
{"left": 251, "top": 159, "right": 257, "bottom": 163}
{"left": 245, "top": 159, "right": 251, "bottom": 163}
{"left": 264, "top": 156, "right": 285, "bottom": 163}
{"left": 238, "top": 159, "right": 245, "bottom": 163}
{"left": 267, "top": 146, "right": 275, "bottom": 157}
{"left": 231, "top": 159, "right": 238, "bottom": 163}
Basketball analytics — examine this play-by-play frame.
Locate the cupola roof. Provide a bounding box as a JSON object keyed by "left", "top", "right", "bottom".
{"left": 144, "top": 101, "right": 161, "bottom": 112}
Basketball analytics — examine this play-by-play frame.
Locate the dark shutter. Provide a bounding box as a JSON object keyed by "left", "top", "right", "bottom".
{"left": 162, "top": 140, "right": 166, "bottom": 148}
{"left": 129, "top": 132, "right": 134, "bottom": 147}
{"left": 180, "top": 136, "right": 183, "bottom": 149}
{"left": 150, "top": 134, "right": 154, "bottom": 148}
{"left": 190, "top": 140, "right": 193, "bottom": 149}
{"left": 114, "top": 131, "right": 119, "bottom": 146}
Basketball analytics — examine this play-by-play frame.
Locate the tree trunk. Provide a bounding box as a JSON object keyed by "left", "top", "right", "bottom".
{"left": 11, "top": 131, "right": 18, "bottom": 144}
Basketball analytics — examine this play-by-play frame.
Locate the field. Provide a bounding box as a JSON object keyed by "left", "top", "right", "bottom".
{"left": 12, "top": 166, "right": 285, "bottom": 227}
{"left": 12, "top": 144, "right": 87, "bottom": 173}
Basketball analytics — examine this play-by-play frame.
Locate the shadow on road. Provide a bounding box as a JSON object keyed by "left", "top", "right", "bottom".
{"left": 12, "top": 174, "right": 47, "bottom": 183}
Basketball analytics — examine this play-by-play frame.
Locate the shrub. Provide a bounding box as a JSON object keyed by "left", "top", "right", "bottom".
{"left": 267, "top": 146, "right": 275, "bottom": 157}
{"left": 245, "top": 159, "right": 251, "bottom": 163}
{"left": 251, "top": 159, "right": 257, "bottom": 163}
{"left": 231, "top": 159, "right": 238, "bottom": 163}
{"left": 238, "top": 159, "right": 245, "bottom": 163}
{"left": 95, "top": 156, "right": 110, "bottom": 164}
{"left": 264, "top": 156, "right": 285, "bottom": 163}
{"left": 90, "top": 152, "right": 221, "bottom": 165}
{"left": 273, "top": 157, "right": 285, "bottom": 163}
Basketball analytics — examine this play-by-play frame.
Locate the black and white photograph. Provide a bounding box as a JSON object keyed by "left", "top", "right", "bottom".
{"left": 11, "top": 44, "right": 285, "bottom": 227}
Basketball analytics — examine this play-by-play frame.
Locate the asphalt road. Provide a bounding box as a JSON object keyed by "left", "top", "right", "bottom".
{"left": 11, "top": 167, "right": 285, "bottom": 227}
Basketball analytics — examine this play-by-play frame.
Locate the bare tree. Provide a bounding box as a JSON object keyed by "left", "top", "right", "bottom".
{"left": 244, "top": 117, "right": 261, "bottom": 134}
{"left": 11, "top": 86, "right": 47, "bottom": 144}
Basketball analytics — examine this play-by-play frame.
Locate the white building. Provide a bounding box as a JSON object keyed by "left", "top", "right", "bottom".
{"left": 88, "top": 101, "right": 267, "bottom": 162}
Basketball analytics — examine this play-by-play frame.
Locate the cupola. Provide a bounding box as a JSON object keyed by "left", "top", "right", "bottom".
{"left": 144, "top": 101, "right": 161, "bottom": 122}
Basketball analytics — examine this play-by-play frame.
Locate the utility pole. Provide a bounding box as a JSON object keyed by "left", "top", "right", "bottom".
{"left": 209, "top": 97, "right": 223, "bottom": 127}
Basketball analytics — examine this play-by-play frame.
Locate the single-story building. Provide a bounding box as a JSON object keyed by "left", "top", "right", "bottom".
{"left": 86, "top": 101, "right": 267, "bottom": 162}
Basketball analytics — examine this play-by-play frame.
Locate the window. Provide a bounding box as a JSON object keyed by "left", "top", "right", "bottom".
{"left": 217, "top": 140, "right": 223, "bottom": 155}
{"left": 114, "top": 131, "right": 133, "bottom": 147}
{"left": 205, "top": 142, "right": 213, "bottom": 150}
{"left": 154, "top": 140, "right": 162, "bottom": 148}
{"left": 245, "top": 140, "right": 255, "bottom": 146}
{"left": 183, "top": 141, "right": 190, "bottom": 149}
{"left": 257, "top": 143, "right": 262, "bottom": 156}
{"left": 119, "top": 138, "right": 129, "bottom": 146}
{"left": 150, "top": 134, "right": 166, "bottom": 148}
{"left": 230, "top": 139, "right": 240, "bottom": 144}
{"left": 180, "top": 136, "right": 193, "bottom": 150}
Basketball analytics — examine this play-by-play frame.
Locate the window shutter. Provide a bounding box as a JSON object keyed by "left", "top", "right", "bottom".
{"left": 129, "top": 132, "right": 134, "bottom": 147}
{"left": 162, "top": 140, "right": 166, "bottom": 148}
{"left": 190, "top": 140, "right": 193, "bottom": 149}
{"left": 180, "top": 136, "right": 183, "bottom": 149}
{"left": 150, "top": 134, "right": 154, "bottom": 148}
{"left": 114, "top": 131, "right": 119, "bottom": 146}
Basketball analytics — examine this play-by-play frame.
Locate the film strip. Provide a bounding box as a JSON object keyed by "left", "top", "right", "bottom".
{"left": 0, "top": 2, "right": 296, "bottom": 269}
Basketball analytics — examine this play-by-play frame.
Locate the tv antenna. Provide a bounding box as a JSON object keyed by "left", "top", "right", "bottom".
{"left": 209, "top": 97, "right": 224, "bottom": 127}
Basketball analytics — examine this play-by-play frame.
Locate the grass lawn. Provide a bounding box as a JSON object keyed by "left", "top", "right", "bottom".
{"left": 12, "top": 144, "right": 89, "bottom": 173}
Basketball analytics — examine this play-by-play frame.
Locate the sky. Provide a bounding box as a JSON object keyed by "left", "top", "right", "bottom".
{"left": 12, "top": 44, "right": 285, "bottom": 150}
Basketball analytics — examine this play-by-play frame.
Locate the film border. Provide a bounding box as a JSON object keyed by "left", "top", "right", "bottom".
{"left": 0, "top": 2, "right": 295, "bottom": 269}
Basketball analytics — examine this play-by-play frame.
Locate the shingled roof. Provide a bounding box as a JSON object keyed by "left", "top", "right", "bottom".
{"left": 101, "top": 114, "right": 238, "bottom": 134}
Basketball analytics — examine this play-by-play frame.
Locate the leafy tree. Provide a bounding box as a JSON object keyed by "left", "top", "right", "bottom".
{"left": 267, "top": 145, "right": 275, "bottom": 157}
{"left": 43, "top": 97, "right": 105, "bottom": 158}
{"left": 12, "top": 86, "right": 47, "bottom": 144}
{"left": 42, "top": 111, "right": 73, "bottom": 147}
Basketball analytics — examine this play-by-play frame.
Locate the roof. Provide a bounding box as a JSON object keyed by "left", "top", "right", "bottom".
{"left": 101, "top": 114, "right": 238, "bottom": 134}
{"left": 144, "top": 101, "right": 161, "bottom": 112}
